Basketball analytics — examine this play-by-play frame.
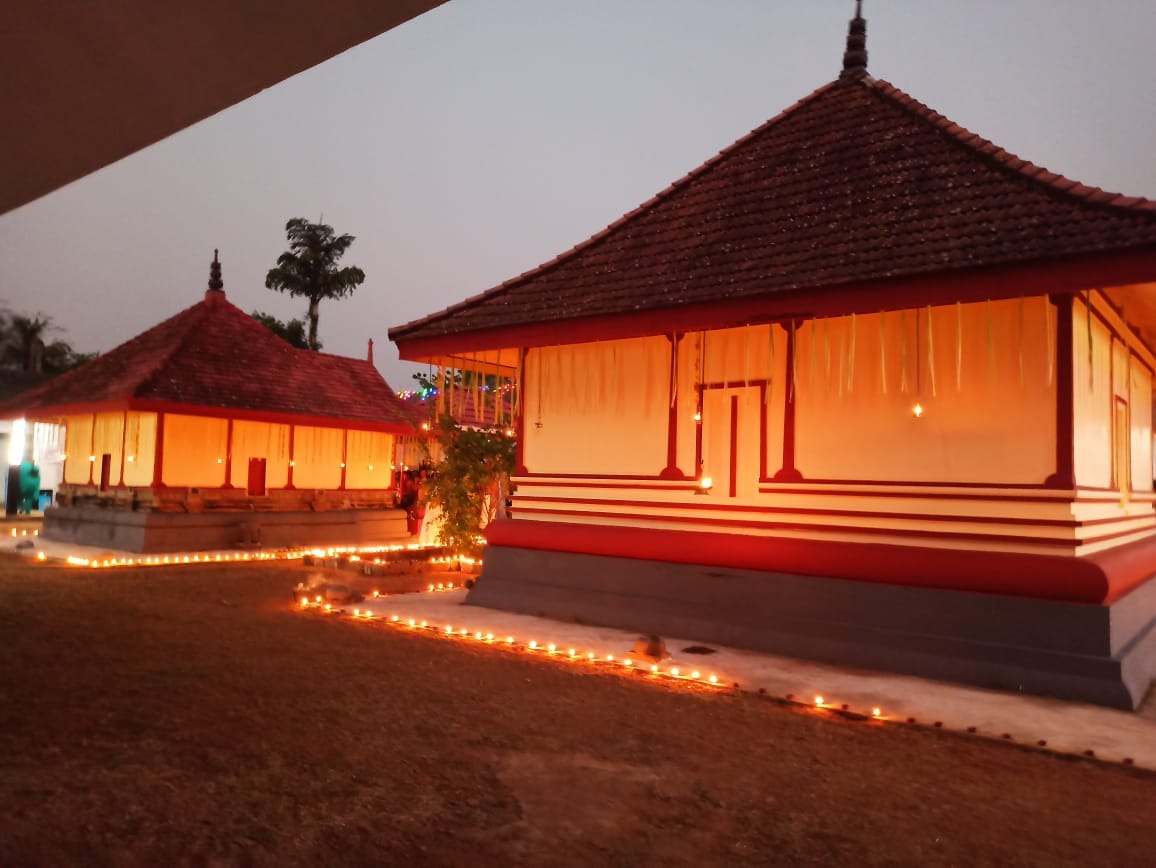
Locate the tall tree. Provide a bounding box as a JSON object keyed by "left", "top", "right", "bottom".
{"left": 264, "top": 218, "right": 365, "bottom": 351}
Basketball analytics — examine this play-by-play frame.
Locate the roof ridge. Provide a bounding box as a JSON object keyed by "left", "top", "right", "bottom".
{"left": 390, "top": 78, "right": 849, "bottom": 340}
{"left": 868, "top": 77, "right": 1156, "bottom": 218}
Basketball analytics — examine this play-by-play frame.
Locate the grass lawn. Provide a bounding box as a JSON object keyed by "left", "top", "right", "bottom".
{"left": 1, "top": 552, "right": 1154, "bottom": 866}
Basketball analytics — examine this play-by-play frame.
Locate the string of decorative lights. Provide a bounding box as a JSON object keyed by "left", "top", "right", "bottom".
{"left": 23, "top": 541, "right": 477, "bottom": 570}
{"left": 299, "top": 594, "right": 729, "bottom": 690}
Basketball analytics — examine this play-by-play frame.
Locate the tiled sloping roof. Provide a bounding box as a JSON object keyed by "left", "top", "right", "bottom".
{"left": 2, "top": 292, "right": 417, "bottom": 429}
{"left": 391, "top": 74, "right": 1156, "bottom": 343}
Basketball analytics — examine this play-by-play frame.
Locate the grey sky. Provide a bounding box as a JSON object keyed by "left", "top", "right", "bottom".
{"left": 2, "top": 0, "right": 1154, "bottom": 392}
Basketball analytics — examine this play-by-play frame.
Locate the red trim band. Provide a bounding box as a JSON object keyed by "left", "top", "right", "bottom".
{"left": 484, "top": 518, "right": 1156, "bottom": 604}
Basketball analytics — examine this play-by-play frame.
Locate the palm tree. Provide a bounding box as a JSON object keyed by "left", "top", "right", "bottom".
{"left": 264, "top": 218, "right": 366, "bottom": 351}
{"left": 1, "top": 313, "right": 52, "bottom": 372}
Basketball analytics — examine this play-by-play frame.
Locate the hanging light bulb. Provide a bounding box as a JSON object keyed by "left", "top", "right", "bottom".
{"left": 912, "top": 402, "right": 924, "bottom": 419}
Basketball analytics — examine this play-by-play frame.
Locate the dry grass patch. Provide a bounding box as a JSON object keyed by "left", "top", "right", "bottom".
{"left": 0, "top": 553, "right": 1153, "bottom": 866}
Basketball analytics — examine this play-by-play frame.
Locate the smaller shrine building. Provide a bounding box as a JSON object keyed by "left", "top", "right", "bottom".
{"left": 1, "top": 254, "right": 417, "bottom": 552}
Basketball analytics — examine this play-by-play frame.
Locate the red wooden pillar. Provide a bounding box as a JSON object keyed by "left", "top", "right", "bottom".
{"left": 1045, "top": 294, "right": 1076, "bottom": 489}
{"left": 222, "top": 418, "right": 235, "bottom": 488}
{"left": 660, "top": 333, "right": 687, "bottom": 479}
{"left": 772, "top": 320, "right": 802, "bottom": 482}
{"left": 286, "top": 424, "right": 296, "bottom": 489}
{"left": 151, "top": 412, "right": 166, "bottom": 488}
{"left": 728, "top": 394, "right": 740, "bottom": 497}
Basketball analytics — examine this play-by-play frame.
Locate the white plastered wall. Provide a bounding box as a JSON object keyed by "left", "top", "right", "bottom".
{"left": 344, "top": 430, "right": 395, "bottom": 489}
{"left": 292, "top": 425, "right": 342, "bottom": 490}
{"left": 523, "top": 336, "right": 671, "bottom": 475}
{"left": 163, "top": 414, "right": 228, "bottom": 488}
{"left": 795, "top": 299, "right": 1056, "bottom": 484}
{"left": 229, "top": 420, "right": 291, "bottom": 489}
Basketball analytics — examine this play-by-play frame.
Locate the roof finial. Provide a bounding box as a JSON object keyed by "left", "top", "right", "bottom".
{"left": 840, "top": 0, "right": 868, "bottom": 80}
{"left": 207, "top": 248, "right": 224, "bottom": 293}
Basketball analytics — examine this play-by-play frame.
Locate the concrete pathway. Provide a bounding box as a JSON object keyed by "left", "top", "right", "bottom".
{"left": 9, "top": 530, "right": 1156, "bottom": 771}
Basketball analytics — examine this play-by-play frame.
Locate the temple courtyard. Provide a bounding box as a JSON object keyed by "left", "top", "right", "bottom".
{"left": 2, "top": 534, "right": 1155, "bottom": 865}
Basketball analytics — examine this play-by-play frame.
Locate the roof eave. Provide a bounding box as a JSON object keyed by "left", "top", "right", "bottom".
{"left": 394, "top": 245, "right": 1156, "bottom": 361}
{"left": 8, "top": 397, "right": 418, "bottom": 434}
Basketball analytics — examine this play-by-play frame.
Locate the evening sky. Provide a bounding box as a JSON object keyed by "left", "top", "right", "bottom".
{"left": 1, "top": 1, "right": 1154, "bottom": 391}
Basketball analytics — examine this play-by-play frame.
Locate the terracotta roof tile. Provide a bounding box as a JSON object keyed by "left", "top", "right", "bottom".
{"left": 2, "top": 292, "right": 417, "bottom": 430}
{"left": 391, "top": 74, "right": 1156, "bottom": 345}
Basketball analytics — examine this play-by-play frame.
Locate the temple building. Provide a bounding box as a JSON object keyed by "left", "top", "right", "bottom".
{"left": 390, "top": 9, "right": 1156, "bottom": 708}
{"left": 1, "top": 253, "right": 417, "bottom": 551}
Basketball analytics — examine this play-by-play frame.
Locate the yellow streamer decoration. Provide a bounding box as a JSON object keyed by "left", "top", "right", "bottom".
{"left": 744, "top": 324, "right": 751, "bottom": 388}
{"left": 515, "top": 349, "right": 524, "bottom": 417}
{"left": 926, "top": 306, "right": 936, "bottom": 398}
{"left": 1086, "top": 293, "right": 1094, "bottom": 391}
{"left": 835, "top": 320, "right": 843, "bottom": 399}
{"left": 765, "top": 325, "right": 775, "bottom": 405}
{"left": 492, "top": 353, "right": 501, "bottom": 425}
{"left": 789, "top": 321, "right": 797, "bottom": 403}
{"left": 693, "top": 330, "right": 702, "bottom": 388}
{"left": 609, "top": 344, "right": 619, "bottom": 413}
{"left": 536, "top": 349, "right": 544, "bottom": 424}
{"left": 823, "top": 317, "right": 831, "bottom": 381}
{"left": 809, "top": 319, "right": 817, "bottom": 391}
{"left": 848, "top": 313, "right": 857, "bottom": 393}
{"left": 956, "top": 302, "right": 963, "bottom": 392}
{"left": 879, "top": 311, "right": 887, "bottom": 395}
{"left": 985, "top": 300, "right": 995, "bottom": 378}
{"left": 1045, "top": 297, "right": 1054, "bottom": 388}
{"left": 899, "top": 310, "right": 909, "bottom": 393}
{"left": 1018, "top": 297, "right": 1025, "bottom": 387}
{"left": 473, "top": 352, "right": 482, "bottom": 419}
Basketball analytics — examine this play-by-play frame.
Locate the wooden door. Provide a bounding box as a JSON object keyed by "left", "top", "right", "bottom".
{"left": 700, "top": 386, "right": 760, "bottom": 498}
{"left": 247, "top": 458, "right": 267, "bottom": 496}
